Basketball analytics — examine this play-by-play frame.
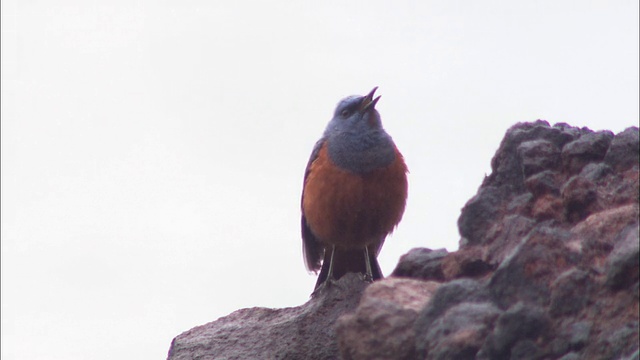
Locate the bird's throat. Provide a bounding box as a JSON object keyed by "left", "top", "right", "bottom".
{"left": 326, "top": 133, "right": 396, "bottom": 174}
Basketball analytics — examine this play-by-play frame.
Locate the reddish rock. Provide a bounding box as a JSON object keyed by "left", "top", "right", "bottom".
{"left": 336, "top": 278, "right": 439, "bottom": 360}
{"left": 458, "top": 186, "right": 505, "bottom": 245}
{"left": 414, "top": 278, "right": 492, "bottom": 336}
{"left": 478, "top": 302, "right": 551, "bottom": 359}
{"left": 391, "top": 247, "right": 448, "bottom": 281}
{"left": 518, "top": 139, "right": 561, "bottom": 177}
{"left": 517, "top": 140, "right": 560, "bottom": 178}
{"left": 531, "top": 193, "right": 564, "bottom": 221}
{"left": 483, "top": 120, "right": 576, "bottom": 192}
{"left": 611, "top": 168, "right": 640, "bottom": 206}
{"left": 579, "top": 162, "right": 613, "bottom": 183}
{"left": 561, "top": 175, "right": 598, "bottom": 222}
{"left": 549, "top": 269, "right": 594, "bottom": 316}
{"left": 167, "top": 273, "right": 368, "bottom": 360}
{"left": 605, "top": 224, "right": 640, "bottom": 290}
{"left": 551, "top": 320, "right": 593, "bottom": 356}
{"left": 441, "top": 246, "right": 494, "bottom": 280}
{"left": 525, "top": 170, "right": 561, "bottom": 197}
{"left": 482, "top": 214, "right": 536, "bottom": 266}
{"left": 568, "top": 204, "right": 639, "bottom": 268}
{"left": 562, "top": 130, "right": 614, "bottom": 174}
{"left": 488, "top": 225, "right": 576, "bottom": 308}
{"left": 604, "top": 126, "right": 640, "bottom": 172}
{"left": 419, "top": 302, "right": 502, "bottom": 360}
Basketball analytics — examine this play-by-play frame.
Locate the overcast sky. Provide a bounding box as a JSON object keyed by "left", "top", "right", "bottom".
{"left": 1, "top": 1, "right": 638, "bottom": 359}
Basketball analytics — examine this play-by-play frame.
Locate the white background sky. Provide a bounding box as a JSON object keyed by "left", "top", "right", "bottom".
{"left": 1, "top": 1, "right": 638, "bottom": 359}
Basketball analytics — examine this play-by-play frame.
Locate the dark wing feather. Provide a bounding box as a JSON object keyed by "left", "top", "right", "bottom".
{"left": 301, "top": 138, "right": 326, "bottom": 272}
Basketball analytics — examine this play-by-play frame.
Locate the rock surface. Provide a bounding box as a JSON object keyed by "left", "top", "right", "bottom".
{"left": 168, "top": 273, "right": 368, "bottom": 360}
{"left": 168, "top": 121, "right": 639, "bottom": 360}
{"left": 337, "top": 278, "right": 440, "bottom": 360}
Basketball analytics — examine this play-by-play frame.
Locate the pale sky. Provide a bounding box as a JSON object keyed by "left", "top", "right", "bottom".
{"left": 1, "top": 1, "right": 638, "bottom": 359}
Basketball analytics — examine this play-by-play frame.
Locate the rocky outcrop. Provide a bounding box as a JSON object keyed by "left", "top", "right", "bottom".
{"left": 388, "top": 121, "right": 639, "bottom": 360}
{"left": 168, "top": 273, "right": 369, "bottom": 360}
{"left": 168, "top": 121, "right": 639, "bottom": 360}
{"left": 336, "top": 278, "right": 440, "bottom": 360}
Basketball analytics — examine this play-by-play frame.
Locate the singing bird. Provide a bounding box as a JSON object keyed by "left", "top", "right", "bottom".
{"left": 301, "top": 87, "right": 408, "bottom": 293}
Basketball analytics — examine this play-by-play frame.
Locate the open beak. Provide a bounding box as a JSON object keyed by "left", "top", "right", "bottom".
{"left": 360, "top": 86, "right": 381, "bottom": 113}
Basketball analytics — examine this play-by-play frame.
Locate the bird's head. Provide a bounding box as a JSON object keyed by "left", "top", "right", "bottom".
{"left": 322, "top": 87, "right": 396, "bottom": 173}
{"left": 326, "top": 87, "right": 383, "bottom": 136}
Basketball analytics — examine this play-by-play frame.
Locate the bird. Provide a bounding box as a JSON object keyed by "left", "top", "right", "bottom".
{"left": 301, "top": 87, "right": 408, "bottom": 293}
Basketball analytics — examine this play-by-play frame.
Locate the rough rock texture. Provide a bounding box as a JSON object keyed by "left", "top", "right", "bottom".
{"left": 336, "top": 278, "right": 440, "bottom": 360}
{"left": 168, "top": 121, "right": 639, "bottom": 360}
{"left": 404, "top": 121, "right": 639, "bottom": 360}
{"left": 167, "top": 273, "right": 369, "bottom": 360}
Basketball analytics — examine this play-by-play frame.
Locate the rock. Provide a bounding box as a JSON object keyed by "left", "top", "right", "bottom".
{"left": 483, "top": 120, "right": 576, "bottom": 192}
{"left": 336, "top": 278, "right": 439, "bottom": 360}
{"left": 605, "top": 224, "right": 640, "bottom": 290}
{"left": 549, "top": 269, "right": 593, "bottom": 316}
{"left": 561, "top": 175, "right": 598, "bottom": 222}
{"left": 458, "top": 186, "right": 504, "bottom": 245}
{"left": 482, "top": 215, "right": 536, "bottom": 265}
{"left": 524, "top": 170, "right": 561, "bottom": 197}
{"left": 620, "top": 349, "right": 640, "bottom": 360}
{"left": 568, "top": 204, "right": 639, "bottom": 266}
{"left": 594, "top": 322, "right": 640, "bottom": 359}
{"left": 604, "top": 126, "right": 640, "bottom": 172}
{"left": 441, "top": 246, "right": 494, "bottom": 280}
{"left": 508, "top": 339, "right": 545, "bottom": 360}
{"left": 552, "top": 122, "right": 586, "bottom": 139}
{"left": 567, "top": 321, "right": 592, "bottom": 350}
{"left": 562, "top": 130, "right": 614, "bottom": 174}
{"left": 530, "top": 193, "right": 564, "bottom": 221}
{"left": 550, "top": 320, "right": 593, "bottom": 357}
{"left": 488, "top": 225, "right": 575, "bottom": 308}
{"left": 506, "top": 192, "right": 534, "bottom": 214}
{"left": 167, "top": 273, "right": 368, "bottom": 360}
{"left": 391, "top": 248, "right": 448, "bottom": 281}
{"left": 478, "top": 302, "right": 550, "bottom": 360}
{"left": 558, "top": 352, "right": 581, "bottom": 360}
{"left": 579, "top": 162, "right": 613, "bottom": 183}
{"left": 518, "top": 139, "right": 561, "bottom": 177}
{"left": 612, "top": 168, "right": 640, "bottom": 206}
{"left": 417, "top": 302, "right": 502, "bottom": 360}
{"left": 414, "top": 278, "right": 492, "bottom": 337}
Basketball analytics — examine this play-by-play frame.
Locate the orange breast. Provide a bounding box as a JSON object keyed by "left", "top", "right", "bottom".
{"left": 302, "top": 143, "right": 408, "bottom": 250}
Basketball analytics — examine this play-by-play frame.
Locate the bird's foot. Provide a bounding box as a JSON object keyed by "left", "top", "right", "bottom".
{"left": 310, "top": 277, "right": 337, "bottom": 297}
{"left": 362, "top": 272, "right": 374, "bottom": 283}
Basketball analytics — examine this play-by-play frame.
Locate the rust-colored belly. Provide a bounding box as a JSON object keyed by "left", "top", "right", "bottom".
{"left": 302, "top": 144, "right": 408, "bottom": 249}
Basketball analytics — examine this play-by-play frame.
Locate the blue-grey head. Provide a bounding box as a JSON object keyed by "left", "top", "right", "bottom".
{"left": 323, "top": 87, "right": 397, "bottom": 173}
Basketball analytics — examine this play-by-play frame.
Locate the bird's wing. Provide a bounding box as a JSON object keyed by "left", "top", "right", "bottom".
{"left": 301, "top": 138, "right": 326, "bottom": 272}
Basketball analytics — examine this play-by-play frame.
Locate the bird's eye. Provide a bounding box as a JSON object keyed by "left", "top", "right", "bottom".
{"left": 340, "top": 109, "right": 351, "bottom": 118}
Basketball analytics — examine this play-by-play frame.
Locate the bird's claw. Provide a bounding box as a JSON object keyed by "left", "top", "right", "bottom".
{"left": 311, "top": 277, "right": 337, "bottom": 297}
